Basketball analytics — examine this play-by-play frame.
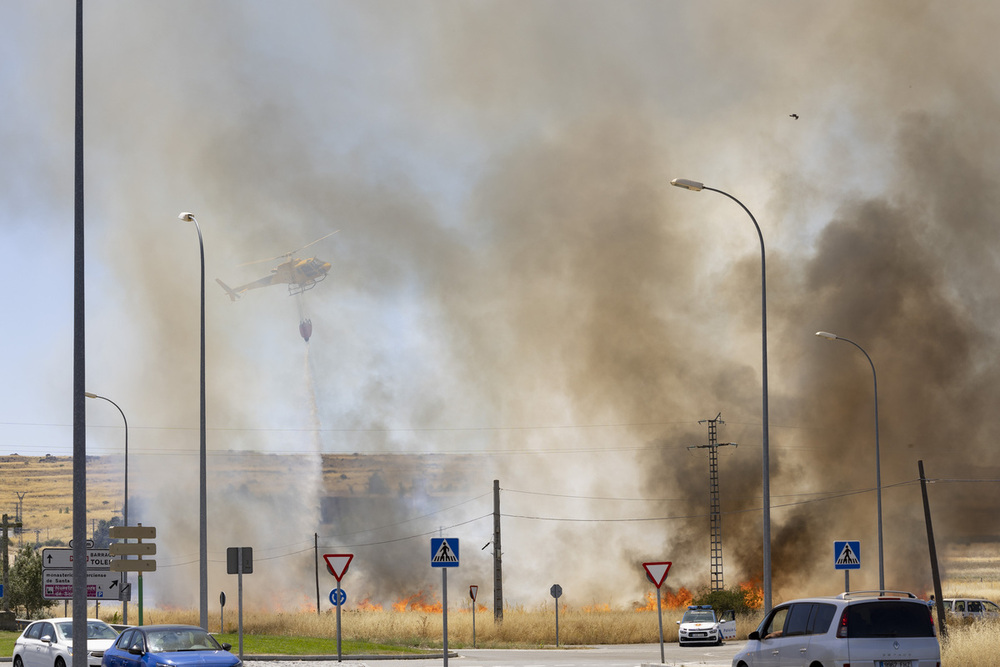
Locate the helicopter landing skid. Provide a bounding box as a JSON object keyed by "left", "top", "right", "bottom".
{"left": 288, "top": 275, "right": 326, "bottom": 297}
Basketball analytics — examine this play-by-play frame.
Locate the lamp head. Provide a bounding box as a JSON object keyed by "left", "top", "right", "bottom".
{"left": 179, "top": 212, "right": 196, "bottom": 222}
{"left": 670, "top": 178, "right": 705, "bottom": 192}
{"left": 815, "top": 331, "right": 839, "bottom": 341}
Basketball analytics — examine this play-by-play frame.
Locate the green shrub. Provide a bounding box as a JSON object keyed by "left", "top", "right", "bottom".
{"left": 692, "top": 586, "right": 758, "bottom": 615}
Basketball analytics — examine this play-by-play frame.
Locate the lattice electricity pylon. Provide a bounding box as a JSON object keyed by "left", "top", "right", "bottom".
{"left": 690, "top": 413, "right": 737, "bottom": 591}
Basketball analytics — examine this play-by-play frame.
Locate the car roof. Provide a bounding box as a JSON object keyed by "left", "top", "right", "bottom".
{"left": 127, "top": 624, "right": 207, "bottom": 631}
{"left": 773, "top": 591, "right": 925, "bottom": 606}
{"left": 29, "top": 618, "right": 108, "bottom": 624}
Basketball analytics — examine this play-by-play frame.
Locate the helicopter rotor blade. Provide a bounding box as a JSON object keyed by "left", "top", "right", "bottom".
{"left": 236, "top": 230, "right": 339, "bottom": 267}
{"left": 289, "top": 230, "right": 339, "bottom": 255}
{"left": 237, "top": 253, "right": 289, "bottom": 267}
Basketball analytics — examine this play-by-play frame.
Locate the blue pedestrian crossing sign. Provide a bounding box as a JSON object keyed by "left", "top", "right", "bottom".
{"left": 431, "top": 537, "right": 460, "bottom": 567}
{"left": 834, "top": 540, "right": 861, "bottom": 570}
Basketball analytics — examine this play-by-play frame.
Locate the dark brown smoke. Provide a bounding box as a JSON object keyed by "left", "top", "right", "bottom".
{"left": 6, "top": 1, "right": 1000, "bottom": 610}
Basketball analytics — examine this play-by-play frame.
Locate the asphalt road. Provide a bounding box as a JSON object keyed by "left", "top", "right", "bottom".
{"left": 244, "top": 641, "right": 744, "bottom": 667}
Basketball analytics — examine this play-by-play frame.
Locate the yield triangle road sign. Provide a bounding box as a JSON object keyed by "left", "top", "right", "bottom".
{"left": 643, "top": 561, "right": 672, "bottom": 589}
{"left": 324, "top": 553, "right": 354, "bottom": 581}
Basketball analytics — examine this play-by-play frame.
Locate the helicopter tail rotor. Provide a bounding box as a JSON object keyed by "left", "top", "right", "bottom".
{"left": 216, "top": 278, "right": 242, "bottom": 301}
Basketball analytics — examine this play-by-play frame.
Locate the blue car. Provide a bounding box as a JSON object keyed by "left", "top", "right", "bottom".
{"left": 100, "top": 625, "right": 241, "bottom": 667}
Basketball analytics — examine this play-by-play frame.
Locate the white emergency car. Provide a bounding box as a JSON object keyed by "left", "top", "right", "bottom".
{"left": 677, "top": 604, "right": 737, "bottom": 646}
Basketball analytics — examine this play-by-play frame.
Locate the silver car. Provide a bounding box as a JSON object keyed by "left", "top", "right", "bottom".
{"left": 13, "top": 618, "right": 119, "bottom": 667}
{"left": 941, "top": 597, "right": 1000, "bottom": 620}
{"left": 732, "top": 590, "right": 939, "bottom": 667}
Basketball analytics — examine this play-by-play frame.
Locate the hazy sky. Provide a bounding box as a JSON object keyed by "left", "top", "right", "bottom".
{"left": 4, "top": 1, "right": 1000, "bottom": 610}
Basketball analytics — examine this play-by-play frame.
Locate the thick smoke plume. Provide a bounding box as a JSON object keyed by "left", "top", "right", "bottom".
{"left": 4, "top": 1, "right": 1000, "bottom": 610}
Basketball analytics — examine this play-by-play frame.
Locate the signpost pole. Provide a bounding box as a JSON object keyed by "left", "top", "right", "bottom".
{"left": 549, "top": 585, "right": 563, "bottom": 647}
{"left": 834, "top": 541, "right": 860, "bottom": 594}
{"left": 469, "top": 586, "right": 478, "bottom": 648}
{"left": 656, "top": 590, "right": 664, "bottom": 664}
{"left": 430, "top": 538, "right": 458, "bottom": 666}
{"left": 237, "top": 569, "right": 243, "bottom": 660}
{"left": 555, "top": 595, "right": 560, "bottom": 648}
{"left": 322, "top": 554, "right": 353, "bottom": 663}
{"left": 442, "top": 568, "right": 449, "bottom": 667}
{"left": 336, "top": 579, "right": 342, "bottom": 662}
{"left": 642, "top": 562, "right": 671, "bottom": 666}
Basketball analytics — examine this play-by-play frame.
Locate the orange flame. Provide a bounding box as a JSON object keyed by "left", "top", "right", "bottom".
{"left": 356, "top": 597, "right": 383, "bottom": 611}
{"left": 739, "top": 579, "right": 764, "bottom": 610}
{"left": 664, "top": 586, "right": 694, "bottom": 609}
{"left": 582, "top": 602, "right": 611, "bottom": 612}
{"left": 634, "top": 587, "right": 694, "bottom": 611}
{"left": 392, "top": 590, "right": 443, "bottom": 613}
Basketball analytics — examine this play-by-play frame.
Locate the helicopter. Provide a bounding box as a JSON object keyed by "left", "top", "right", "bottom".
{"left": 216, "top": 231, "right": 338, "bottom": 301}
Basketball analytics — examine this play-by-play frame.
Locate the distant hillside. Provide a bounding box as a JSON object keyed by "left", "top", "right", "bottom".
{"left": 0, "top": 452, "right": 485, "bottom": 546}
{"left": 0, "top": 454, "right": 121, "bottom": 546}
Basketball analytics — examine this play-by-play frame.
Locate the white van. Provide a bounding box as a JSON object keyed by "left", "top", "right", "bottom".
{"left": 732, "top": 591, "right": 939, "bottom": 667}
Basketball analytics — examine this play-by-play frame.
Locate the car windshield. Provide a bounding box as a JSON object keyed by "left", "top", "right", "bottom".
{"left": 682, "top": 610, "right": 715, "bottom": 623}
{"left": 846, "top": 601, "right": 936, "bottom": 638}
{"left": 145, "top": 629, "right": 222, "bottom": 653}
{"left": 53, "top": 621, "right": 117, "bottom": 642}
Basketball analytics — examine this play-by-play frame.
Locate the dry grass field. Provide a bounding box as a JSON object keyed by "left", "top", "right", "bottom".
{"left": 4, "top": 455, "right": 1000, "bottom": 663}
{"left": 0, "top": 455, "right": 121, "bottom": 543}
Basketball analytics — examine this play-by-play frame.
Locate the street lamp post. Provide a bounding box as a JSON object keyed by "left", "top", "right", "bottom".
{"left": 670, "top": 178, "right": 772, "bottom": 612}
{"left": 815, "top": 331, "right": 884, "bottom": 591}
{"left": 84, "top": 392, "right": 128, "bottom": 623}
{"left": 179, "top": 212, "right": 209, "bottom": 630}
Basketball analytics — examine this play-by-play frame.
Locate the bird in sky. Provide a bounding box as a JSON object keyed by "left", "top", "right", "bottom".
{"left": 789, "top": 113, "right": 799, "bottom": 119}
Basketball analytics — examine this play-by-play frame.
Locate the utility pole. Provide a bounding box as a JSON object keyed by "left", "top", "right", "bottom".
{"left": 689, "top": 414, "right": 737, "bottom": 591}
{"left": 918, "top": 460, "right": 947, "bottom": 639}
{"left": 14, "top": 493, "right": 25, "bottom": 547}
{"left": 2, "top": 514, "right": 23, "bottom": 613}
{"left": 493, "top": 480, "right": 503, "bottom": 623}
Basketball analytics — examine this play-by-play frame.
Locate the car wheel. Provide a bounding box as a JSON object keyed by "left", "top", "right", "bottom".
{"left": 14, "top": 656, "right": 23, "bottom": 667}
{"left": 55, "top": 657, "right": 66, "bottom": 667}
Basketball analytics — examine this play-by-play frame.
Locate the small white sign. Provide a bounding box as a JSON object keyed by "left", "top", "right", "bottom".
{"left": 41, "top": 548, "right": 111, "bottom": 571}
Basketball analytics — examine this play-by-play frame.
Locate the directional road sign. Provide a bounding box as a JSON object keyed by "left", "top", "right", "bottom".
{"left": 110, "top": 542, "right": 156, "bottom": 557}
{"left": 329, "top": 588, "right": 347, "bottom": 606}
{"left": 110, "top": 525, "right": 156, "bottom": 540}
{"left": 43, "top": 570, "right": 119, "bottom": 600}
{"left": 110, "top": 558, "right": 156, "bottom": 572}
{"left": 431, "top": 538, "right": 459, "bottom": 567}
{"left": 42, "top": 548, "right": 111, "bottom": 570}
{"left": 834, "top": 541, "right": 861, "bottom": 570}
